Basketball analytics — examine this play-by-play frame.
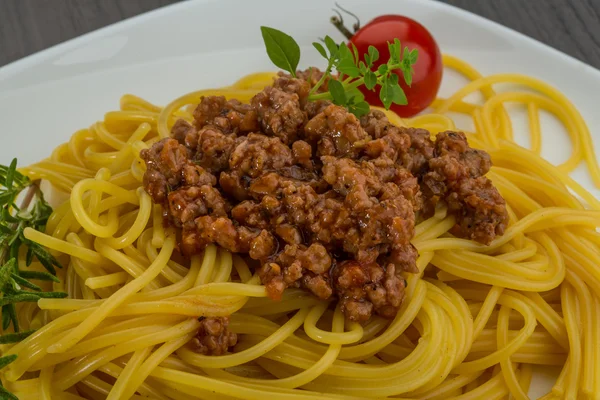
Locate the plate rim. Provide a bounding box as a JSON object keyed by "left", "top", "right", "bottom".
{"left": 1, "top": 0, "right": 599, "bottom": 80}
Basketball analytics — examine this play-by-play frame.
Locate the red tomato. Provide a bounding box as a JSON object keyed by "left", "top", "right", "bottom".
{"left": 348, "top": 15, "right": 443, "bottom": 117}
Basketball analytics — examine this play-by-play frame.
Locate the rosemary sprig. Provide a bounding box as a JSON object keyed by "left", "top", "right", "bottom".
{"left": 260, "top": 26, "right": 418, "bottom": 117}
{"left": 0, "top": 159, "right": 67, "bottom": 396}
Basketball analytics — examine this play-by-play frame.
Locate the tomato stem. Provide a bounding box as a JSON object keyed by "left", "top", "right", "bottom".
{"left": 330, "top": 16, "right": 354, "bottom": 40}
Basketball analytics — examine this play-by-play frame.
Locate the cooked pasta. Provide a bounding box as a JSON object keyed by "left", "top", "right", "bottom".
{"left": 1, "top": 54, "right": 599, "bottom": 400}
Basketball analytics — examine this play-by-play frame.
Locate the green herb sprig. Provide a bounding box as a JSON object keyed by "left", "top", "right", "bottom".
{"left": 0, "top": 159, "right": 66, "bottom": 398}
{"left": 260, "top": 26, "right": 418, "bottom": 117}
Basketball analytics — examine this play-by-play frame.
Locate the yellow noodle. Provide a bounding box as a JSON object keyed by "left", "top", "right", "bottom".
{"left": 5, "top": 56, "right": 600, "bottom": 399}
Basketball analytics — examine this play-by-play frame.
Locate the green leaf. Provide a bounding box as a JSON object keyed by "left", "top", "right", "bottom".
{"left": 6, "top": 304, "right": 18, "bottom": 333}
{"left": 351, "top": 43, "right": 359, "bottom": 65}
{"left": 30, "top": 291, "right": 67, "bottom": 299}
{"left": 390, "top": 84, "right": 408, "bottom": 106}
{"left": 346, "top": 87, "right": 365, "bottom": 103}
{"left": 349, "top": 101, "right": 371, "bottom": 118}
{"left": 0, "top": 260, "right": 14, "bottom": 290}
{"left": 337, "top": 43, "right": 360, "bottom": 78}
{"left": 0, "top": 386, "right": 18, "bottom": 400}
{"left": 19, "top": 270, "right": 60, "bottom": 283}
{"left": 364, "top": 71, "right": 377, "bottom": 90}
{"left": 0, "top": 354, "right": 17, "bottom": 369}
{"left": 324, "top": 36, "right": 339, "bottom": 61}
{"left": 364, "top": 54, "right": 371, "bottom": 67}
{"left": 4, "top": 159, "right": 17, "bottom": 191}
{"left": 328, "top": 79, "right": 347, "bottom": 106}
{"left": 0, "top": 329, "right": 35, "bottom": 344}
{"left": 312, "top": 42, "right": 328, "bottom": 59}
{"left": 260, "top": 26, "right": 301, "bottom": 77}
{"left": 402, "top": 63, "right": 413, "bottom": 87}
{"left": 377, "top": 64, "right": 388, "bottom": 75}
{"left": 379, "top": 79, "right": 393, "bottom": 110}
{"left": 1, "top": 306, "right": 10, "bottom": 331}
{"left": 390, "top": 38, "right": 402, "bottom": 64}
{"left": 358, "top": 61, "right": 367, "bottom": 74}
{"left": 409, "top": 48, "right": 418, "bottom": 64}
{"left": 337, "top": 63, "right": 360, "bottom": 78}
{"left": 11, "top": 273, "right": 41, "bottom": 291}
{"left": 27, "top": 241, "right": 61, "bottom": 274}
{"left": 0, "top": 293, "right": 40, "bottom": 307}
{"left": 368, "top": 46, "right": 379, "bottom": 65}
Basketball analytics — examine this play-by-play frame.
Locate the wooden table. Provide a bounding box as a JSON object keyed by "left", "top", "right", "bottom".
{"left": 1, "top": 0, "right": 599, "bottom": 69}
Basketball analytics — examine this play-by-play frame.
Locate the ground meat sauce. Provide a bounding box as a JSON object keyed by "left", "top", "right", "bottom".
{"left": 141, "top": 69, "right": 508, "bottom": 327}
{"left": 191, "top": 317, "right": 237, "bottom": 355}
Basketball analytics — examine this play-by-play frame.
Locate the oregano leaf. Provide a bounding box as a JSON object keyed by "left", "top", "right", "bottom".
{"left": 260, "top": 26, "right": 301, "bottom": 78}
{"left": 328, "top": 79, "right": 347, "bottom": 106}
{"left": 313, "top": 42, "right": 328, "bottom": 59}
{"left": 364, "top": 70, "right": 377, "bottom": 90}
{"left": 368, "top": 46, "right": 379, "bottom": 65}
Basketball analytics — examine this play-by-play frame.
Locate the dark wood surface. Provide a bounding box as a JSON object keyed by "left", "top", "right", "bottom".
{"left": 1, "top": 0, "right": 599, "bottom": 69}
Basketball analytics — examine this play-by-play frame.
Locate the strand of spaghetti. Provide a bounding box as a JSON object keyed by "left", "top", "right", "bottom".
{"left": 431, "top": 280, "right": 473, "bottom": 362}
{"left": 118, "top": 331, "right": 196, "bottom": 399}
{"left": 195, "top": 244, "right": 218, "bottom": 286}
{"left": 46, "top": 234, "right": 175, "bottom": 353}
{"left": 152, "top": 204, "right": 166, "bottom": 247}
{"left": 560, "top": 283, "right": 582, "bottom": 400}
{"left": 150, "top": 366, "right": 369, "bottom": 400}
{"left": 497, "top": 304, "right": 528, "bottom": 400}
{"left": 88, "top": 168, "right": 111, "bottom": 222}
{"left": 40, "top": 255, "right": 202, "bottom": 310}
{"left": 453, "top": 369, "right": 510, "bottom": 400}
{"left": 19, "top": 166, "right": 76, "bottom": 192}
{"left": 32, "top": 320, "right": 186, "bottom": 370}
{"left": 110, "top": 123, "right": 152, "bottom": 174}
{"left": 101, "top": 188, "right": 152, "bottom": 249}
{"left": 94, "top": 121, "right": 127, "bottom": 150}
{"left": 564, "top": 269, "right": 594, "bottom": 397}
{"left": 66, "top": 129, "right": 92, "bottom": 167}
{"left": 527, "top": 102, "right": 542, "bottom": 154}
{"left": 303, "top": 302, "right": 362, "bottom": 345}
{"left": 414, "top": 371, "right": 484, "bottom": 400}
{"left": 106, "top": 347, "right": 153, "bottom": 400}
{"left": 492, "top": 167, "right": 582, "bottom": 210}
{"left": 412, "top": 215, "right": 456, "bottom": 243}
{"left": 79, "top": 374, "right": 113, "bottom": 397}
{"left": 212, "top": 249, "right": 234, "bottom": 283}
{"left": 84, "top": 270, "right": 126, "bottom": 290}
{"left": 593, "top": 294, "right": 600, "bottom": 396}
{"left": 452, "top": 294, "right": 536, "bottom": 375}
{"left": 98, "top": 362, "right": 169, "bottom": 399}
{"left": 70, "top": 179, "right": 139, "bottom": 237}
{"left": 182, "top": 279, "right": 265, "bottom": 297}
{"left": 54, "top": 318, "right": 200, "bottom": 390}
{"left": 39, "top": 365, "right": 54, "bottom": 400}
{"left": 94, "top": 238, "right": 161, "bottom": 289}
{"left": 407, "top": 285, "right": 462, "bottom": 394}
{"left": 233, "top": 255, "right": 253, "bottom": 283}
{"left": 23, "top": 228, "right": 105, "bottom": 265}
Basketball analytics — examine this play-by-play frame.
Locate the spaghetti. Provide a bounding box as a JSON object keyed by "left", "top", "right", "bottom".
{"left": 1, "top": 54, "right": 599, "bottom": 400}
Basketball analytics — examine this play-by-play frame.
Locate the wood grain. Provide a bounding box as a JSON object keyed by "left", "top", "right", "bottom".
{"left": 0, "top": 0, "right": 599, "bottom": 69}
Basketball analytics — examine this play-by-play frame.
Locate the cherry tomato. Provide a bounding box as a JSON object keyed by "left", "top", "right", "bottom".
{"left": 336, "top": 14, "right": 443, "bottom": 117}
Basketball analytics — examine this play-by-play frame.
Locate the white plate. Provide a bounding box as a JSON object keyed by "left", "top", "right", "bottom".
{"left": 1, "top": 0, "right": 598, "bottom": 397}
